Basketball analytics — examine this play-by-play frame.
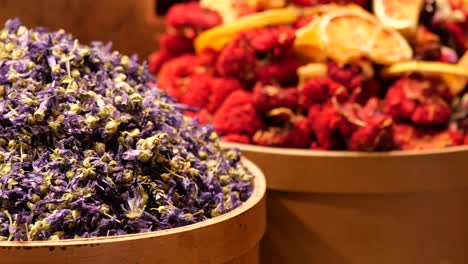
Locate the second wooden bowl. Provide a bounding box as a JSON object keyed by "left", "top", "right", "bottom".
{"left": 223, "top": 143, "right": 468, "bottom": 264}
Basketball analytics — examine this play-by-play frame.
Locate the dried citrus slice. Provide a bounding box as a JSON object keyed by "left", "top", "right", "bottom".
{"left": 297, "top": 63, "right": 328, "bottom": 85}
{"left": 294, "top": 9, "right": 413, "bottom": 65}
{"left": 442, "top": 52, "right": 468, "bottom": 95}
{"left": 299, "top": 3, "right": 366, "bottom": 17}
{"left": 246, "top": 0, "right": 287, "bottom": 9}
{"left": 194, "top": 7, "right": 299, "bottom": 52}
{"left": 200, "top": 0, "right": 242, "bottom": 23}
{"left": 373, "top": 0, "right": 424, "bottom": 34}
{"left": 381, "top": 61, "right": 468, "bottom": 78}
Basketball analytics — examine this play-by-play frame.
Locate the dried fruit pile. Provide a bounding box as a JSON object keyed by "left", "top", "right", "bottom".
{"left": 0, "top": 19, "right": 253, "bottom": 241}
{"left": 150, "top": 0, "right": 468, "bottom": 151}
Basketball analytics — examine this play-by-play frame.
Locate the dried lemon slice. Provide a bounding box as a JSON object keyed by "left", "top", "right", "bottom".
{"left": 294, "top": 9, "right": 413, "bottom": 65}
{"left": 194, "top": 7, "right": 298, "bottom": 52}
{"left": 246, "top": 0, "right": 287, "bottom": 9}
{"left": 297, "top": 63, "right": 328, "bottom": 85}
{"left": 373, "top": 0, "right": 424, "bottom": 34}
{"left": 442, "top": 52, "right": 468, "bottom": 95}
{"left": 381, "top": 61, "right": 468, "bottom": 78}
{"left": 299, "top": 3, "right": 366, "bottom": 17}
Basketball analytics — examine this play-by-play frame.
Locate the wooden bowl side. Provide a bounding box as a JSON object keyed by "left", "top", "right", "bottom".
{"left": 223, "top": 143, "right": 468, "bottom": 194}
{"left": 0, "top": 159, "right": 266, "bottom": 264}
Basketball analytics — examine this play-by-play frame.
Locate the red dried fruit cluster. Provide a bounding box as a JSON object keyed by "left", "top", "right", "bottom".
{"left": 216, "top": 26, "right": 300, "bottom": 85}
{"left": 150, "top": 2, "right": 468, "bottom": 152}
{"left": 149, "top": 2, "right": 222, "bottom": 73}
{"left": 385, "top": 77, "right": 452, "bottom": 126}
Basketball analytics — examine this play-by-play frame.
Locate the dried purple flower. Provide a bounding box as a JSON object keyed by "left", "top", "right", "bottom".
{"left": 0, "top": 19, "right": 253, "bottom": 241}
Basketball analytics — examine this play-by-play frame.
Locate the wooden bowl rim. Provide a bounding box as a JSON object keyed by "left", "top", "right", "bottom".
{"left": 0, "top": 158, "right": 266, "bottom": 248}
{"left": 222, "top": 142, "right": 468, "bottom": 159}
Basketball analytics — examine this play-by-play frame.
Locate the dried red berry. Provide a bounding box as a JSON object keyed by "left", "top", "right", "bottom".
{"left": 385, "top": 77, "right": 452, "bottom": 126}
{"left": 216, "top": 26, "right": 299, "bottom": 85}
{"left": 299, "top": 77, "right": 346, "bottom": 109}
{"left": 253, "top": 84, "right": 299, "bottom": 114}
{"left": 166, "top": 2, "right": 223, "bottom": 34}
{"left": 253, "top": 118, "right": 311, "bottom": 148}
{"left": 212, "top": 90, "right": 264, "bottom": 137}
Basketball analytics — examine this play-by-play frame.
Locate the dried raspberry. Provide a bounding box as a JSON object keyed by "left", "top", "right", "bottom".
{"left": 346, "top": 98, "right": 394, "bottom": 151}
{"left": 166, "top": 2, "right": 223, "bottom": 34}
{"left": 392, "top": 124, "right": 461, "bottom": 150}
{"left": 212, "top": 90, "right": 263, "bottom": 136}
{"left": 207, "top": 78, "right": 243, "bottom": 113}
{"left": 307, "top": 102, "right": 346, "bottom": 150}
{"left": 355, "top": 79, "right": 380, "bottom": 105}
{"left": 253, "top": 84, "right": 299, "bottom": 114}
{"left": 299, "top": 77, "right": 346, "bottom": 109}
{"left": 244, "top": 26, "right": 296, "bottom": 57}
{"left": 348, "top": 125, "right": 393, "bottom": 151}
{"left": 253, "top": 118, "right": 311, "bottom": 148}
{"left": 180, "top": 74, "right": 213, "bottom": 109}
{"left": 308, "top": 98, "right": 393, "bottom": 151}
{"left": 254, "top": 52, "right": 301, "bottom": 85}
{"left": 167, "top": 72, "right": 242, "bottom": 114}
{"left": 222, "top": 134, "right": 252, "bottom": 144}
{"left": 197, "top": 48, "right": 220, "bottom": 68}
{"left": 159, "top": 33, "right": 194, "bottom": 56}
{"left": 157, "top": 53, "right": 218, "bottom": 100}
{"left": 216, "top": 26, "right": 298, "bottom": 85}
{"left": 216, "top": 34, "right": 257, "bottom": 81}
{"left": 157, "top": 55, "right": 200, "bottom": 99}
{"left": 384, "top": 77, "right": 452, "bottom": 126}
{"left": 327, "top": 61, "right": 365, "bottom": 91}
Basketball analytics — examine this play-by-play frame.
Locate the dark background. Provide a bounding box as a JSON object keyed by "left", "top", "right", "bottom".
{"left": 0, "top": 0, "right": 166, "bottom": 60}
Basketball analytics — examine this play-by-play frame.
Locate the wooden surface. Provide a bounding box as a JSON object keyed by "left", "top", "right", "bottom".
{"left": 0, "top": 0, "right": 164, "bottom": 59}
{"left": 0, "top": 159, "right": 266, "bottom": 264}
{"left": 221, "top": 143, "right": 468, "bottom": 264}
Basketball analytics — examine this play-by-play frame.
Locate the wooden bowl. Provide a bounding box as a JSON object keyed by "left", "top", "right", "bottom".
{"left": 0, "top": 159, "right": 266, "bottom": 264}
{"left": 222, "top": 143, "right": 468, "bottom": 264}
{"left": 223, "top": 143, "right": 468, "bottom": 193}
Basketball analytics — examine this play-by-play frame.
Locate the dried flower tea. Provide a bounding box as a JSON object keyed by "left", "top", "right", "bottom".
{"left": 0, "top": 19, "right": 253, "bottom": 241}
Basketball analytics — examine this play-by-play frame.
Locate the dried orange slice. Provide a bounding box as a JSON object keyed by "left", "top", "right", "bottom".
{"left": 373, "top": 0, "right": 424, "bottom": 34}
{"left": 294, "top": 9, "right": 413, "bottom": 65}
{"left": 194, "top": 7, "right": 299, "bottom": 52}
